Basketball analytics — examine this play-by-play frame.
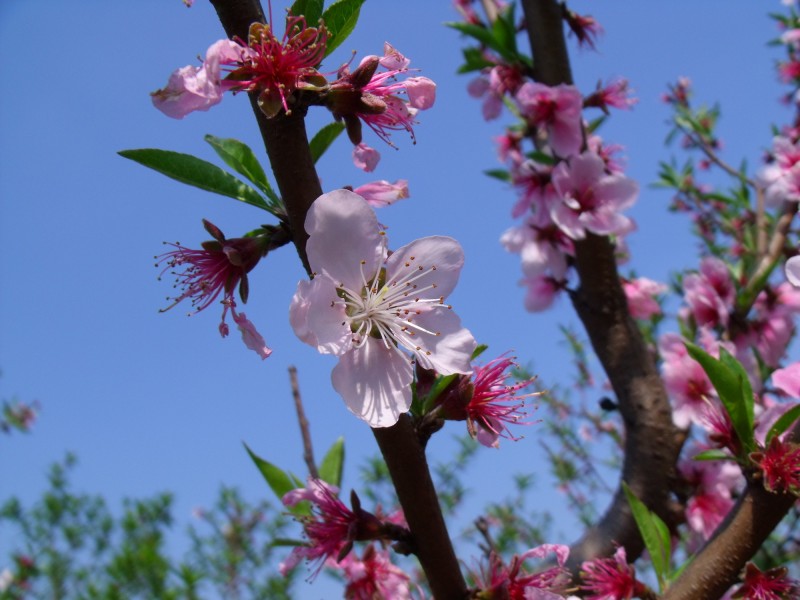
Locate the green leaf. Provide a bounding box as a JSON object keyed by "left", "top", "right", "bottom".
{"left": 243, "top": 443, "right": 309, "bottom": 515}
{"left": 446, "top": 22, "right": 498, "bottom": 53}
{"left": 685, "top": 342, "right": 756, "bottom": 453}
{"left": 203, "top": 135, "right": 281, "bottom": 206}
{"left": 289, "top": 0, "right": 324, "bottom": 25}
{"left": 484, "top": 169, "right": 511, "bottom": 183}
{"left": 766, "top": 404, "right": 800, "bottom": 445}
{"left": 693, "top": 449, "right": 734, "bottom": 462}
{"left": 490, "top": 6, "right": 518, "bottom": 59}
{"left": 623, "top": 482, "right": 670, "bottom": 592}
{"left": 318, "top": 437, "right": 345, "bottom": 487}
{"left": 309, "top": 122, "right": 345, "bottom": 163}
{"left": 321, "top": 0, "right": 365, "bottom": 58}
{"left": 457, "top": 47, "right": 495, "bottom": 73}
{"left": 422, "top": 373, "right": 459, "bottom": 413}
{"left": 119, "top": 149, "right": 269, "bottom": 211}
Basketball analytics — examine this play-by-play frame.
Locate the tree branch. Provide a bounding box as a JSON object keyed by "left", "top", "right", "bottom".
{"left": 519, "top": 0, "right": 684, "bottom": 570}
{"left": 288, "top": 366, "right": 319, "bottom": 479}
{"left": 209, "top": 2, "right": 466, "bottom": 595}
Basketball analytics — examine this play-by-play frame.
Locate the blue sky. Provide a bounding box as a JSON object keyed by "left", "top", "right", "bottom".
{"left": 0, "top": 1, "right": 791, "bottom": 596}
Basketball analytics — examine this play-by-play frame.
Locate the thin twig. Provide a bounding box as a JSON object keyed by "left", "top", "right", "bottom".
{"left": 288, "top": 365, "right": 319, "bottom": 479}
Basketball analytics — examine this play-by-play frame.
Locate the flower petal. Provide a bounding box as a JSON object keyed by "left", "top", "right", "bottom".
{"left": 305, "top": 190, "right": 387, "bottom": 290}
{"left": 385, "top": 235, "right": 465, "bottom": 301}
{"left": 331, "top": 339, "right": 413, "bottom": 427}
{"left": 295, "top": 274, "right": 352, "bottom": 355}
{"left": 398, "top": 306, "right": 476, "bottom": 375}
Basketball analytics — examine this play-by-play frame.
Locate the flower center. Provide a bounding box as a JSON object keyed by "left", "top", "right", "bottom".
{"left": 337, "top": 256, "right": 448, "bottom": 358}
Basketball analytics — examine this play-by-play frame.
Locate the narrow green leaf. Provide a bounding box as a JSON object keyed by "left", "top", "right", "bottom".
{"left": 446, "top": 22, "right": 498, "bottom": 52}
{"left": 289, "top": 0, "right": 324, "bottom": 25}
{"left": 719, "top": 347, "right": 755, "bottom": 436}
{"left": 119, "top": 149, "right": 269, "bottom": 210}
{"left": 422, "top": 373, "right": 459, "bottom": 414}
{"left": 472, "top": 344, "right": 489, "bottom": 360}
{"left": 766, "top": 404, "right": 800, "bottom": 445}
{"left": 203, "top": 135, "right": 280, "bottom": 205}
{"left": 243, "top": 443, "right": 309, "bottom": 515}
{"left": 318, "top": 437, "right": 345, "bottom": 487}
{"left": 685, "top": 342, "right": 755, "bottom": 453}
{"left": 321, "top": 0, "right": 365, "bottom": 58}
{"left": 484, "top": 169, "right": 511, "bottom": 183}
{"left": 491, "top": 7, "right": 518, "bottom": 59}
{"left": 623, "top": 483, "right": 669, "bottom": 591}
{"left": 309, "top": 122, "right": 345, "bottom": 163}
{"left": 693, "top": 449, "right": 734, "bottom": 462}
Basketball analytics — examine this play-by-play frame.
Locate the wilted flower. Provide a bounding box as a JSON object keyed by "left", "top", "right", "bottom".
{"left": 581, "top": 546, "right": 646, "bottom": 600}
{"left": 732, "top": 563, "right": 799, "bottom": 600}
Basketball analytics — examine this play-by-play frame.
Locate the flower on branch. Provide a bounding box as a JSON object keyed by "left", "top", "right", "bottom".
{"left": 465, "top": 354, "right": 539, "bottom": 448}
{"left": 473, "top": 544, "right": 572, "bottom": 598}
{"left": 281, "top": 479, "right": 384, "bottom": 578}
{"left": 334, "top": 545, "right": 418, "bottom": 600}
{"left": 152, "top": 14, "right": 327, "bottom": 119}
{"left": 515, "top": 82, "right": 583, "bottom": 158}
{"left": 580, "top": 546, "right": 647, "bottom": 600}
{"left": 583, "top": 79, "right": 638, "bottom": 113}
{"left": 157, "top": 220, "right": 270, "bottom": 345}
{"left": 550, "top": 151, "right": 639, "bottom": 240}
{"left": 352, "top": 179, "right": 410, "bottom": 207}
{"left": 328, "top": 44, "right": 436, "bottom": 148}
{"left": 290, "top": 190, "right": 476, "bottom": 427}
{"left": 759, "top": 136, "right": 800, "bottom": 206}
{"left": 732, "top": 563, "right": 799, "bottom": 600}
{"left": 563, "top": 9, "right": 603, "bottom": 50}
{"left": 751, "top": 435, "right": 800, "bottom": 494}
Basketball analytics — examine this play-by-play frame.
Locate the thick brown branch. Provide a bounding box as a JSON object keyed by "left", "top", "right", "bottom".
{"left": 372, "top": 416, "right": 468, "bottom": 599}
{"left": 209, "top": 2, "right": 466, "bottom": 595}
{"left": 519, "top": 0, "right": 683, "bottom": 570}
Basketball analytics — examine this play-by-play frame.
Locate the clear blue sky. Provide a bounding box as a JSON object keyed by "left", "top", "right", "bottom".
{"left": 0, "top": 1, "right": 790, "bottom": 597}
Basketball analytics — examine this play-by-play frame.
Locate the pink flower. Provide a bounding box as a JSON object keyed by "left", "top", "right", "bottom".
{"left": 227, "top": 18, "right": 328, "bottom": 118}
{"left": 659, "top": 333, "right": 716, "bottom": 429}
{"left": 290, "top": 190, "right": 476, "bottom": 427}
{"left": 335, "top": 545, "right": 416, "bottom": 600}
{"left": 584, "top": 79, "right": 638, "bottom": 113}
{"left": 501, "top": 219, "right": 573, "bottom": 280}
{"left": 468, "top": 64, "right": 525, "bottom": 121}
{"left": 510, "top": 159, "right": 558, "bottom": 218}
{"left": 563, "top": 10, "right": 603, "bottom": 50}
{"left": 758, "top": 136, "right": 800, "bottom": 206}
{"left": 732, "top": 563, "right": 799, "bottom": 600}
{"left": 473, "top": 545, "right": 571, "bottom": 598}
{"left": 622, "top": 277, "right": 667, "bottom": 320}
{"left": 328, "top": 46, "right": 436, "bottom": 147}
{"left": 516, "top": 82, "right": 584, "bottom": 157}
{"left": 353, "top": 180, "right": 409, "bottom": 207}
{"left": 550, "top": 151, "right": 638, "bottom": 240}
{"left": 751, "top": 436, "right": 800, "bottom": 494}
{"left": 352, "top": 143, "right": 381, "bottom": 172}
{"left": 772, "top": 362, "right": 800, "bottom": 397}
{"left": 281, "top": 479, "right": 381, "bottom": 577}
{"left": 679, "top": 454, "right": 740, "bottom": 541}
{"left": 682, "top": 257, "right": 735, "bottom": 328}
{"left": 522, "top": 275, "right": 563, "bottom": 312}
{"left": 151, "top": 40, "right": 244, "bottom": 119}
{"left": 157, "top": 219, "right": 268, "bottom": 334}
{"left": 465, "top": 354, "right": 538, "bottom": 448}
{"left": 581, "top": 547, "right": 645, "bottom": 600}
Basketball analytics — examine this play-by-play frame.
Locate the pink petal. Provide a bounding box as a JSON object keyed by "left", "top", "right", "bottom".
{"left": 353, "top": 143, "right": 381, "bottom": 172}
{"left": 385, "top": 235, "right": 465, "bottom": 301}
{"left": 403, "top": 307, "right": 476, "bottom": 375}
{"left": 406, "top": 76, "right": 436, "bottom": 110}
{"left": 305, "top": 190, "right": 387, "bottom": 291}
{"left": 300, "top": 274, "right": 352, "bottom": 355}
{"left": 232, "top": 311, "right": 272, "bottom": 359}
{"left": 772, "top": 362, "right": 800, "bottom": 397}
{"left": 331, "top": 339, "right": 414, "bottom": 427}
{"left": 786, "top": 256, "right": 800, "bottom": 287}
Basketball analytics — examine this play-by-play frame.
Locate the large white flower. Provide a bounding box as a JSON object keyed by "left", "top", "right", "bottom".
{"left": 290, "top": 190, "right": 476, "bottom": 427}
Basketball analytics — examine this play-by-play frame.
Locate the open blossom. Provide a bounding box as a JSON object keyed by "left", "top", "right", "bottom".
{"left": 281, "top": 479, "right": 382, "bottom": 577}
{"left": 659, "top": 333, "right": 716, "bottom": 428}
{"left": 468, "top": 63, "right": 525, "bottom": 121}
{"left": 583, "top": 79, "right": 637, "bottom": 113}
{"left": 679, "top": 453, "right": 741, "bottom": 541}
{"left": 732, "top": 563, "right": 799, "bottom": 600}
{"left": 516, "top": 82, "right": 583, "bottom": 157}
{"left": 682, "top": 256, "right": 735, "bottom": 328}
{"left": 751, "top": 436, "right": 800, "bottom": 494}
{"left": 328, "top": 44, "right": 436, "bottom": 148}
{"left": 581, "top": 547, "right": 646, "bottom": 600}
{"left": 335, "top": 545, "right": 417, "bottom": 600}
{"left": 563, "top": 10, "right": 603, "bottom": 50}
{"left": 501, "top": 218, "right": 573, "bottom": 280}
{"left": 290, "top": 190, "right": 476, "bottom": 427}
{"left": 758, "top": 136, "right": 800, "bottom": 206}
{"left": 153, "top": 15, "right": 327, "bottom": 119}
{"left": 473, "top": 544, "right": 571, "bottom": 599}
{"left": 550, "top": 151, "right": 638, "bottom": 240}
{"left": 463, "top": 354, "right": 538, "bottom": 448}
{"left": 622, "top": 277, "right": 667, "bottom": 320}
